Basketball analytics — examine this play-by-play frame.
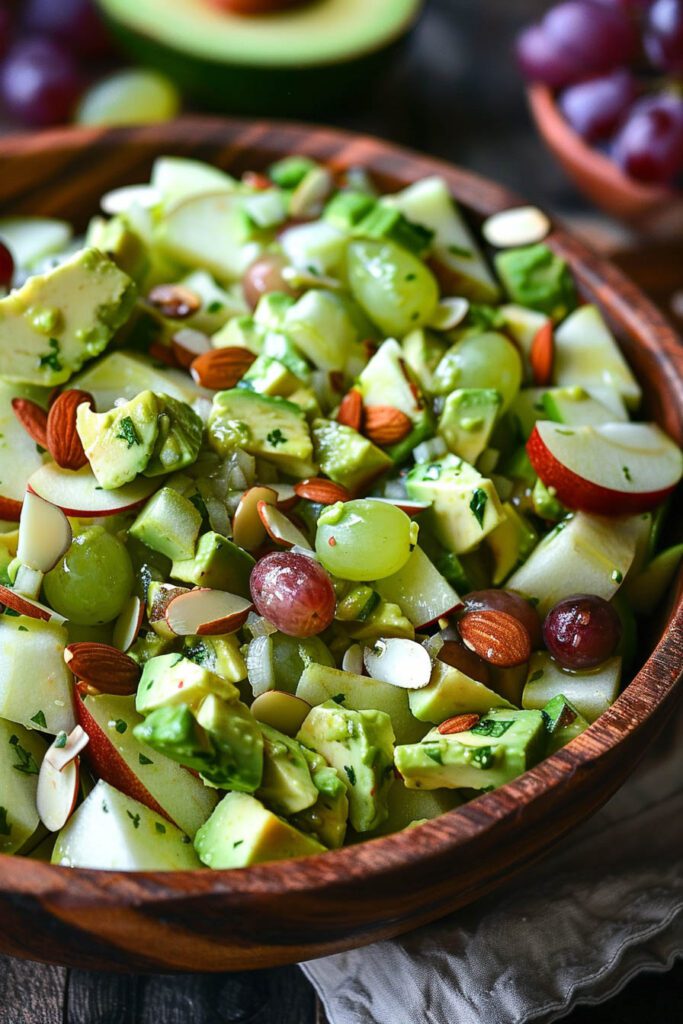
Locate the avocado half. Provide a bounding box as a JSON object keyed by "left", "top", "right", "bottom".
{"left": 97, "top": 0, "right": 423, "bottom": 116}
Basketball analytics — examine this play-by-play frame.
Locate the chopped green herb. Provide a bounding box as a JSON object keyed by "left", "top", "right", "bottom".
{"left": 54, "top": 732, "right": 68, "bottom": 749}
{"left": 189, "top": 492, "right": 209, "bottom": 522}
{"left": 472, "top": 719, "right": 513, "bottom": 738}
{"left": 611, "top": 569, "right": 623, "bottom": 583}
{"left": 185, "top": 643, "right": 208, "bottom": 665}
{"left": 206, "top": 300, "right": 224, "bottom": 314}
{"left": 114, "top": 719, "right": 128, "bottom": 734}
{"left": 17, "top": 625, "right": 28, "bottom": 632}
{"left": 102, "top": 800, "right": 109, "bottom": 814}
{"left": 138, "top": 753, "right": 153, "bottom": 766}
{"left": 233, "top": 840, "right": 244, "bottom": 848}
{"left": 556, "top": 429, "right": 575, "bottom": 436}
{"left": 30, "top": 710, "right": 47, "bottom": 729}
{"left": 622, "top": 466, "right": 632, "bottom": 482}
{"left": 448, "top": 244, "right": 473, "bottom": 259}
{"left": 472, "top": 745, "right": 495, "bottom": 769}
{"left": 331, "top": 693, "right": 346, "bottom": 705}
{"left": 38, "top": 338, "right": 62, "bottom": 372}
{"left": 0, "top": 807, "right": 11, "bottom": 836}
{"left": 425, "top": 747, "right": 443, "bottom": 764}
{"left": 116, "top": 416, "right": 141, "bottom": 448}
{"left": 3, "top": 609, "right": 20, "bottom": 617}
{"left": 344, "top": 765, "right": 356, "bottom": 786}
{"left": 9, "top": 735, "right": 39, "bottom": 775}
{"left": 425, "top": 464, "right": 441, "bottom": 481}
{"left": 126, "top": 811, "right": 141, "bottom": 829}
{"left": 155, "top": 822, "right": 166, "bottom": 834}
{"left": 529, "top": 669, "right": 544, "bottom": 683}
{"left": 469, "top": 488, "right": 488, "bottom": 527}
{"left": 170, "top": 654, "right": 184, "bottom": 667}
{"left": 267, "top": 428, "right": 288, "bottom": 448}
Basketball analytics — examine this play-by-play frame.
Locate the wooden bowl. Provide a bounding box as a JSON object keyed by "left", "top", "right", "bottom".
{"left": 0, "top": 117, "right": 681, "bottom": 973}
{"left": 528, "top": 83, "right": 683, "bottom": 236}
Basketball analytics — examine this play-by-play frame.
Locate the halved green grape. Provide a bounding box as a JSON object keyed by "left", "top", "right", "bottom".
{"left": 432, "top": 331, "right": 522, "bottom": 411}
{"left": 44, "top": 526, "right": 134, "bottom": 625}
{"left": 75, "top": 70, "right": 181, "bottom": 127}
{"left": 315, "top": 499, "right": 418, "bottom": 581}
{"left": 347, "top": 239, "right": 439, "bottom": 337}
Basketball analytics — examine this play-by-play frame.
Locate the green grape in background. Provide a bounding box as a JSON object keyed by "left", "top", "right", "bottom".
{"left": 44, "top": 525, "right": 135, "bottom": 625}
{"left": 76, "top": 69, "right": 181, "bottom": 126}
{"left": 347, "top": 239, "right": 439, "bottom": 337}
{"left": 315, "top": 499, "right": 418, "bottom": 581}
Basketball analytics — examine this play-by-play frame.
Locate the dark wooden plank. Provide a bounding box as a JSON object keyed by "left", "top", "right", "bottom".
{"left": 0, "top": 955, "right": 66, "bottom": 1024}
{"left": 65, "top": 971, "right": 140, "bottom": 1024}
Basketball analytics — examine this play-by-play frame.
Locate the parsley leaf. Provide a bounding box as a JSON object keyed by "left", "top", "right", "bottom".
{"left": 116, "top": 416, "right": 141, "bottom": 448}
{"left": 0, "top": 807, "right": 11, "bottom": 836}
{"left": 38, "top": 338, "right": 62, "bottom": 373}
{"left": 469, "top": 488, "right": 488, "bottom": 527}
{"left": 9, "top": 735, "right": 39, "bottom": 775}
{"left": 30, "top": 710, "right": 47, "bottom": 729}
{"left": 267, "top": 428, "right": 287, "bottom": 448}
{"left": 344, "top": 765, "right": 356, "bottom": 786}
{"left": 126, "top": 810, "right": 141, "bottom": 829}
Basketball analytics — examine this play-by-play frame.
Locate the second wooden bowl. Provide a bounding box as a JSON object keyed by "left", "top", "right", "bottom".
{"left": 0, "top": 117, "right": 681, "bottom": 972}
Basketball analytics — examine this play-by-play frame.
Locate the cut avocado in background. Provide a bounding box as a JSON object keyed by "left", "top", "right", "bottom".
{"left": 97, "top": 0, "right": 423, "bottom": 115}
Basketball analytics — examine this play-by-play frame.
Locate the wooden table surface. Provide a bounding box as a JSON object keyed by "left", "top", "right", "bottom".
{"left": 1, "top": 1, "right": 681, "bottom": 1020}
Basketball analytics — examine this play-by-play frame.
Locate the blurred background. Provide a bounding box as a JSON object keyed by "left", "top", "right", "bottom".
{"left": 0, "top": 0, "right": 680, "bottom": 323}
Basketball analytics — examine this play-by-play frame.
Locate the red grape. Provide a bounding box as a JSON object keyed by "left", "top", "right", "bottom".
{"left": 0, "top": 241, "right": 14, "bottom": 290}
{"left": 22, "top": 0, "right": 111, "bottom": 59}
{"left": 645, "top": 0, "right": 683, "bottom": 73}
{"left": 242, "top": 254, "right": 295, "bottom": 309}
{"left": 594, "top": 0, "right": 653, "bottom": 13}
{"left": 437, "top": 640, "right": 491, "bottom": 685}
{"left": 463, "top": 589, "right": 542, "bottom": 649}
{"left": 544, "top": 1, "right": 640, "bottom": 75}
{"left": 612, "top": 93, "right": 683, "bottom": 184}
{"left": 515, "top": 23, "right": 588, "bottom": 87}
{"left": 250, "top": 551, "right": 336, "bottom": 638}
{"left": 0, "top": 37, "right": 84, "bottom": 127}
{"left": 543, "top": 594, "right": 621, "bottom": 670}
{"left": 0, "top": 3, "right": 13, "bottom": 61}
{"left": 559, "top": 69, "right": 637, "bottom": 141}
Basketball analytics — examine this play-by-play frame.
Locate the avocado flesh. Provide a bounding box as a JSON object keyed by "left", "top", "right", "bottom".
{"left": 208, "top": 389, "right": 315, "bottom": 478}
{"left": 98, "top": 0, "right": 420, "bottom": 115}
{"left": 257, "top": 725, "right": 319, "bottom": 817}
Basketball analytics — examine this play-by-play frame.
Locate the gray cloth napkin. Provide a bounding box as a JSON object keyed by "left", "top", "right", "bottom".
{"left": 301, "top": 704, "right": 683, "bottom": 1024}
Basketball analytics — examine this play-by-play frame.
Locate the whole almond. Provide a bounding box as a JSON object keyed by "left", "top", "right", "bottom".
{"left": 364, "top": 405, "right": 412, "bottom": 447}
{"left": 11, "top": 397, "right": 48, "bottom": 448}
{"left": 47, "top": 390, "right": 94, "bottom": 471}
{"left": 64, "top": 642, "right": 141, "bottom": 695}
{"left": 437, "top": 713, "right": 481, "bottom": 736}
{"left": 530, "top": 321, "right": 554, "bottom": 386}
{"left": 458, "top": 609, "right": 531, "bottom": 668}
{"left": 190, "top": 347, "right": 257, "bottom": 389}
{"left": 242, "top": 170, "right": 271, "bottom": 190}
{"left": 337, "top": 388, "right": 363, "bottom": 432}
{"left": 147, "top": 283, "right": 201, "bottom": 320}
{"left": 294, "top": 478, "right": 351, "bottom": 504}
{"left": 148, "top": 340, "right": 181, "bottom": 368}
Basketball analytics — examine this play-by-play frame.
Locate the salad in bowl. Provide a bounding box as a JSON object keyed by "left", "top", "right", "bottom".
{"left": 0, "top": 153, "right": 680, "bottom": 873}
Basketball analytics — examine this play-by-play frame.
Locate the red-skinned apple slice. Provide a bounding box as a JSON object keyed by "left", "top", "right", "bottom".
{"left": 527, "top": 420, "right": 683, "bottom": 515}
{"left": 165, "top": 588, "right": 253, "bottom": 636}
{"left": 28, "top": 463, "right": 159, "bottom": 517}
{"left": 232, "top": 485, "right": 277, "bottom": 552}
{"left": 113, "top": 595, "right": 145, "bottom": 652}
{"left": 37, "top": 742, "right": 81, "bottom": 832}
{"left": 257, "top": 501, "right": 309, "bottom": 549}
{"left": 0, "top": 583, "right": 66, "bottom": 624}
{"left": 17, "top": 491, "right": 72, "bottom": 573}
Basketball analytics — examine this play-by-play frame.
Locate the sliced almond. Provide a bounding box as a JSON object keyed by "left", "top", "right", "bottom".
{"left": 458, "top": 609, "right": 531, "bottom": 668}
{"left": 45, "top": 725, "right": 90, "bottom": 772}
{"left": 363, "top": 405, "right": 412, "bottom": 447}
{"left": 147, "top": 283, "right": 201, "bottom": 319}
{"left": 530, "top": 321, "right": 554, "bottom": 387}
{"left": 100, "top": 184, "right": 161, "bottom": 216}
{"left": 232, "top": 485, "right": 277, "bottom": 552}
{"left": 482, "top": 206, "right": 551, "bottom": 249}
{"left": 0, "top": 583, "right": 65, "bottom": 623}
{"left": 36, "top": 752, "right": 80, "bottom": 832}
{"left": 363, "top": 638, "right": 432, "bottom": 689}
{"left": 112, "top": 595, "right": 145, "bottom": 652}
{"left": 341, "top": 643, "right": 364, "bottom": 675}
{"left": 165, "top": 588, "right": 253, "bottom": 636}
{"left": 428, "top": 297, "right": 470, "bottom": 332}
{"left": 47, "top": 389, "right": 94, "bottom": 471}
{"left": 294, "top": 478, "right": 351, "bottom": 505}
{"left": 437, "top": 713, "right": 481, "bottom": 736}
{"left": 270, "top": 482, "right": 298, "bottom": 510}
{"left": 17, "top": 491, "right": 72, "bottom": 573}
{"left": 190, "top": 347, "right": 257, "bottom": 389}
{"left": 64, "top": 642, "right": 141, "bottom": 694}
{"left": 172, "top": 327, "right": 212, "bottom": 368}
{"left": 251, "top": 690, "right": 311, "bottom": 736}
{"left": 337, "top": 388, "right": 363, "bottom": 432}
{"left": 257, "top": 502, "right": 309, "bottom": 549}
{"left": 11, "top": 397, "right": 48, "bottom": 448}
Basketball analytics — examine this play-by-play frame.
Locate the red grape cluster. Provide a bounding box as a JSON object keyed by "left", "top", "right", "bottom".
{"left": 0, "top": 0, "right": 111, "bottom": 127}
{"left": 517, "top": 0, "right": 683, "bottom": 187}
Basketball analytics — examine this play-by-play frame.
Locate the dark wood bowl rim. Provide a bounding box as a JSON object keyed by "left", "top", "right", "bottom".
{"left": 0, "top": 116, "right": 681, "bottom": 909}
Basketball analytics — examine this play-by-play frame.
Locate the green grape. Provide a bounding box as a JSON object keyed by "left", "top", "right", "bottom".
{"left": 432, "top": 331, "right": 522, "bottom": 411}
{"left": 315, "top": 499, "right": 418, "bottom": 582}
{"left": 75, "top": 70, "right": 180, "bottom": 127}
{"left": 44, "top": 526, "right": 134, "bottom": 625}
{"left": 347, "top": 239, "right": 439, "bottom": 337}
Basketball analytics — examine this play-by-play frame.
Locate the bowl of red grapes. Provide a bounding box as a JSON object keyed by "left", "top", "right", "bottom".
{"left": 517, "top": 0, "right": 683, "bottom": 225}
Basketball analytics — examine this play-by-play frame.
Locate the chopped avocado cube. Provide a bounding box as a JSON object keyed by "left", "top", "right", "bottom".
{"left": 0, "top": 718, "right": 48, "bottom": 854}
{"left": 296, "top": 701, "right": 395, "bottom": 833}
{"left": 183, "top": 634, "right": 247, "bottom": 684}
{"left": 495, "top": 244, "right": 577, "bottom": 321}
{"left": 130, "top": 487, "right": 202, "bottom": 562}
{"left": 239, "top": 354, "right": 302, "bottom": 397}
{"left": 0, "top": 248, "right": 136, "bottom": 387}
{"left": 406, "top": 454, "right": 505, "bottom": 554}
{"left": 208, "top": 389, "right": 315, "bottom": 478}
{"left": 127, "top": 631, "right": 174, "bottom": 666}
{"left": 253, "top": 292, "right": 295, "bottom": 330}
{"left": 401, "top": 327, "right": 449, "bottom": 396}
{"left": 396, "top": 708, "right": 545, "bottom": 791}
{"left": 323, "top": 190, "right": 376, "bottom": 231}
{"left": 486, "top": 502, "right": 538, "bottom": 585}
{"left": 408, "top": 658, "right": 514, "bottom": 724}
{"left": 171, "top": 531, "right": 255, "bottom": 597}
{"left": 143, "top": 394, "right": 203, "bottom": 478}
{"left": 312, "top": 418, "right": 392, "bottom": 494}
{"left": 132, "top": 703, "right": 216, "bottom": 774}
{"left": 283, "top": 290, "right": 358, "bottom": 372}
{"left": 354, "top": 203, "right": 434, "bottom": 256}
{"left": 85, "top": 215, "right": 149, "bottom": 281}
{"left": 438, "top": 388, "right": 501, "bottom": 464}
{"left": 372, "top": 779, "right": 462, "bottom": 836}
{"left": 194, "top": 693, "right": 264, "bottom": 792}
{"left": 257, "top": 724, "right": 319, "bottom": 816}
{"left": 194, "top": 792, "right": 325, "bottom": 869}
{"left": 541, "top": 694, "right": 590, "bottom": 754}
{"left": 290, "top": 747, "right": 349, "bottom": 849}
{"left": 345, "top": 599, "right": 415, "bottom": 642}
{"left": 137, "top": 653, "right": 240, "bottom": 716}
{"left": 522, "top": 652, "right": 622, "bottom": 723}
{"left": 76, "top": 390, "right": 160, "bottom": 490}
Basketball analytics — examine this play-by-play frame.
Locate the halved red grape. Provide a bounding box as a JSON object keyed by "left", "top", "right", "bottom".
{"left": 0, "top": 37, "right": 83, "bottom": 127}
{"left": 645, "top": 0, "right": 683, "bottom": 74}
{"left": 463, "top": 589, "right": 543, "bottom": 649}
{"left": 242, "top": 254, "right": 294, "bottom": 309}
{"left": 559, "top": 69, "right": 637, "bottom": 142}
{"left": 250, "top": 551, "right": 336, "bottom": 638}
{"left": 543, "top": 594, "right": 621, "bottom": 670}
{"left": 22, "top": 0, "right": 111, "bottom": 59}
{"left": 0, "top": 241, "right": 14, "bottom": 290}
{"left": 544, "top": 1, "right": 639, "bottom": 75}
{"left": 612, "top": 93, "right": 683, "bottom": 184}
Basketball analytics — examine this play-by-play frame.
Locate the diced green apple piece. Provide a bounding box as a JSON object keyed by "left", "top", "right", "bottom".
{"left": 158, "top": 192, "right": 262, "bottom": 282}
{"left": 0, "top": 615, "right": 75, "bottom": 735}
{"left": 0, "top": 717, "right": 48, "bottom": 853}
{"left": 522, "top": 652, "right": 622, "bottom": 723}
{"left": 553, "top": 305, "right": 641, "bottom": 409}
